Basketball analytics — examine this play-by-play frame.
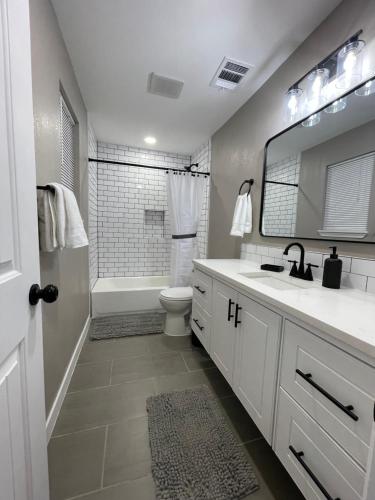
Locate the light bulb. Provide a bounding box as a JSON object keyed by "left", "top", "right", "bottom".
{"left": 336, "top": 40, "right": 365, "bottom": 90}
{"left": 284, "top": 88, "right": 302, "bottom": 124}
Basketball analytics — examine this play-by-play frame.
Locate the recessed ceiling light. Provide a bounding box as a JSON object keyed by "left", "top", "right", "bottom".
{"left": 144, "top": 136, "right": 157, "bottom": 145}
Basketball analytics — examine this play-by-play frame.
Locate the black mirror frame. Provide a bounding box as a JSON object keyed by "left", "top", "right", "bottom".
{"left": 259, "top": 74, "right": 375, "bottom": 244}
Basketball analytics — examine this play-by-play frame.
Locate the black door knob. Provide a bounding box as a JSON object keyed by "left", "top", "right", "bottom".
{"left": 29, "top": 284, "right": 59, "bottom": 306}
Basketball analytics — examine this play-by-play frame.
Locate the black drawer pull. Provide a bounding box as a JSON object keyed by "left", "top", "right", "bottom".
{"left": 194, "top": 285, "right": 206, "bottom": 294}
{"left": 193, "top": 318, "right": 204, "bottom": 331}
{"left": 296, "top": 369, "right": 358, "bottom": 422}
{"left": 227, "top": 299, "right": 234, "bottom": 321}
{"left": 289, "top": 446, "right": 340, "bottom": 500}
{"left": 234, "top": 303, "right": 242, "bottom": 328}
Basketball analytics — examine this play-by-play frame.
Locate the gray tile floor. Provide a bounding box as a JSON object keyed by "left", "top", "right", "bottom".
{"left": 49, "top": 333, "right": 305, "bottom": 500}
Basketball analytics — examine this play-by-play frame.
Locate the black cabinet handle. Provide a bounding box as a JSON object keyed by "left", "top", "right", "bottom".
{"left": 289, "top": 446, "right": 340, "bottom": 500}
{"left": 234, "top": 303, "right": 242, "bottom": 328}
{"left": 296, "top": 369, "right": 358, "bottom": 422}
{"left": 193, "top": 318, "right": 204, "bottom": 331}
{"left": 29, "top": 284, "right": 58, "bottom": 306}
{"left": 194, "top": 285, "right": 206, "bottom": 295}
{"left": 227, "top": 299, "right": 234, "bottom": 321}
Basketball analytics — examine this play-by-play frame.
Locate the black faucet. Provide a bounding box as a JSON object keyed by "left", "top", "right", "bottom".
{"left": 283, "top": 242, "right": 305, "bottom": 279}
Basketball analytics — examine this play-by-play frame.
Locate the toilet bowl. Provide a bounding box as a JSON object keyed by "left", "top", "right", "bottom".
{"left": 159, "top": 287, "right": 193, "bottom": 336}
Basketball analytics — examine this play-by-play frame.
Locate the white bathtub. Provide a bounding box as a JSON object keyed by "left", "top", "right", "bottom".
{"left": 91, "top": 276, "right": 170, "bottom": 318}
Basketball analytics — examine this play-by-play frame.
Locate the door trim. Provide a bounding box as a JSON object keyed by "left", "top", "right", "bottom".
{"left": 46, "top": 316, "right": 90, "bottom": 441}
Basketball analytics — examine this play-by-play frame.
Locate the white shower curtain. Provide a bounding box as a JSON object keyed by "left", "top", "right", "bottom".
{"left": 167, "top": 173, "right": 206, "bottom": 287}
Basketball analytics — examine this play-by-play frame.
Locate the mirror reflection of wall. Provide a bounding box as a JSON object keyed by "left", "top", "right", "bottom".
{"left": 262, "top": 77, "right": 375, "bottom": 243}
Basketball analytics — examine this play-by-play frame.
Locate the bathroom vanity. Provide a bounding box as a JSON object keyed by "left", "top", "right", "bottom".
{"left": 192, "top": 259, "right": 375, "bottom": 500}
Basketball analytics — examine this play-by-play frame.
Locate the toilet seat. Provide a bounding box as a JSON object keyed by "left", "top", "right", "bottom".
{"left": 160, "top": 286, "right": 193, "bottom": 301}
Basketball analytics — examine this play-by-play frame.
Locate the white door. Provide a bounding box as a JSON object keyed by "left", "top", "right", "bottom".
{"left": 0, "top": 0, "right": 49, "bottom": 499}
{"left": 211, "top": 280, "right": 237, "bottom": 384}
{"left": 233, "top": 294, "right": 281, "bottom": 443}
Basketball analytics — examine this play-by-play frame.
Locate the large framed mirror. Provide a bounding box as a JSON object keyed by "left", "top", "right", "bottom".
{"left": 260, "top": 76, "right": 375, "bottom": 243}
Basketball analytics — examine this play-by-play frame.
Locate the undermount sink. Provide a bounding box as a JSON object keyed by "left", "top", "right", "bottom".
{"left": 239, "top": 271, "right": 311, "bottom": 291}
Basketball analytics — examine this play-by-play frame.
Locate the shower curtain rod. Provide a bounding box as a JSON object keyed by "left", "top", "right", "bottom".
{"left": 88, "top": 157, "right": 210, "bottom": 176}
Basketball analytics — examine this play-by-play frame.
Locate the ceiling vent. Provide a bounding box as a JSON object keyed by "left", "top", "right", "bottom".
{"left": 210, "top": 57, "right": 253, "bottom": 90}
{"left": 148, "top": 73, "right": 184, "bottom": 99}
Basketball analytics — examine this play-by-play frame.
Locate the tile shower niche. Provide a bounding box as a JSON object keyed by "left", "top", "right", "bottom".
{"left": 144, "top": 209, "right": 166, "bottom": 239}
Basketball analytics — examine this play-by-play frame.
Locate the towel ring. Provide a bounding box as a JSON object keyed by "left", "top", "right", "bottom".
{"left": 238, "top": 179, "right": 254, "bottom": 196}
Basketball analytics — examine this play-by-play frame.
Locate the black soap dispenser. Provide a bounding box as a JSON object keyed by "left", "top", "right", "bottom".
{"left": 322, "top": 246, "right": 342, "bottom": 289}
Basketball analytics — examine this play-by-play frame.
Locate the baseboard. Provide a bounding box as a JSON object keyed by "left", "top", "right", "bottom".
{"left": 46, "top": 315, "right": 91, "bottom": 441}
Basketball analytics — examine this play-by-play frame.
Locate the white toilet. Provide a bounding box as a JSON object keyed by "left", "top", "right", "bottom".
{"left": 159, "top": 287, "right": 193, "bottom": 336}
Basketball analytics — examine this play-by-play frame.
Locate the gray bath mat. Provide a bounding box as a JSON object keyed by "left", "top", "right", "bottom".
{"left": 147, "top": 385, "right": 259, "bottom": 499}
{"left": 90, "top": 312, "right": 165, "bottom": 340}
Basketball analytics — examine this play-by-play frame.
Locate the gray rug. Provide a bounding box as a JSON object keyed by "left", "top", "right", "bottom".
{"left": 147, "top": 386, "right": 259, "bottom": 500}
{"left": 90, "top": 312, "right": 165, "bottom": 340}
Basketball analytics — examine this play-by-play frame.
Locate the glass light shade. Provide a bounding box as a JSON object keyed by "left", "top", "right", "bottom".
{"left": 305, "top": 68, "right": 330, "bottom": 113}
{"left": 324, "top": 97, "right": 347, "bottom": 114}
{"left": 302, "top": 112, "right": 321, "bottom": 128}
{"left": 336, "top": 40, "right": 365, "bottom": 90}
{"left": 355, "top": 78, "right": 375, "bottom": 96}
{"left": 284, "top": 88, "right": 303, "bottom": 124}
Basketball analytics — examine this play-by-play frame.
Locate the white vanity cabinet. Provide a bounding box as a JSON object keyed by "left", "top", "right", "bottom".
{"left": 233, "top": 294, "right": 281, "bottom": 443}
{"left": 195, "top": 270, "right": 282, "bottom": 443}
{"left": 211, "top": 280, "right": 238, "bottom": 384}
{"left": 192, "top": 261, "right": 375, "bottom": 500}
{"left": 191, "top": 268, "right": 212, "bottom": 351}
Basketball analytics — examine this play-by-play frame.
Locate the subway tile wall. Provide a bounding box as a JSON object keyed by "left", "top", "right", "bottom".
{"left": 262, "top": 155, "right": 300, "bottom": 237}
{"left": 192, "top": 140, "right": 211, "bottom": 258}
{"left": 88, "top": 123, "right": 98, "bottom": 288}
{"left": 241, "top": 242, "right": 375, "bottom": 293}
{"left": 95, "top": 141, "right": 210, "bottom": 278}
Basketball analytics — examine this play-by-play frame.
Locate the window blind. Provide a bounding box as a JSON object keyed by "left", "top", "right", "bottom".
{"left": 320, "top": 152, "right": 374, "bottom": 238}
{"left": 60, "top": 95, "right": 76, "bottom": 191}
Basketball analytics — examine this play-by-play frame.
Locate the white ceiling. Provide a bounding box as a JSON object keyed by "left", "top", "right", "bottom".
{"left": 52, "top": 0, "right": 341, "bottom": 154}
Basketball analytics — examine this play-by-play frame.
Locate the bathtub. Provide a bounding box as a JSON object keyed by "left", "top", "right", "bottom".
{"left": 91, "top": 276, "right": 170, "bottom": 318}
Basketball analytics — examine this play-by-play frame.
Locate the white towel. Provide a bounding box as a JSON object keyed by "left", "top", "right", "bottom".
{"left": 37, "top": 190, "right": 57, "bottom": 252}
{"left": 230, "top": 193, "right": 252, "bottom": 237}
{"left": 49, "top": 182, "right": 88, "bottom": 249}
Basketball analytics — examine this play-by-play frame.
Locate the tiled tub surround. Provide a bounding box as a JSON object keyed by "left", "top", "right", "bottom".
{"left": 262, "top": 155, "right": 300, "bottom": 237}
{"left": 95, "top": 141, "right": 211, "bottom": 278}
{"left": 88, "top": 123, "right": 98, "bottom": 288}
{"left": 241, "top": 243, "right": 375, "bottom": 293}
{"left": 192, "top": 140, "right": 211, "bottom": 258}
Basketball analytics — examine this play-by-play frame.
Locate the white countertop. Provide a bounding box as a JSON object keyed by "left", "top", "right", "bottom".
{"left": 193, "top": 259, "right": 375, "bottom": 360}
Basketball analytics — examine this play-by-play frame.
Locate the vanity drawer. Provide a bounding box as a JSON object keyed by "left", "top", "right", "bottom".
{"left": 192, "top": 268, "right": 212, "bottom": 313}
{"left": 275, "top": 388, "right": 365, "bottom": 500}
{"left": 280, "top": 320, "right": 375, "bottom": 469}
{"left": 191, "top": 300, "right": 211, "bottom": 352}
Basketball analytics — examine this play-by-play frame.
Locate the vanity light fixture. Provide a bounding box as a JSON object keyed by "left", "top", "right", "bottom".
{"left": 283, "top": 30, "right": 365, "bottom": 124}
{"left": 144, "top": 136, "right": 157, "bottom": 145}
{"left": 355, "top": 76, "right": 375, "bottom": 96}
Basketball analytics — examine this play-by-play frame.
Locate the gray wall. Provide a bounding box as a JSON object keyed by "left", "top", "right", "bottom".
{"left": 209, "top": 0, "right": 375, "bottom": 259}
{"left": 30, "top": 0, "right": 90, "bottom": 414}
{"left": 295, "top": 119, "right": 375, "bottom": 239}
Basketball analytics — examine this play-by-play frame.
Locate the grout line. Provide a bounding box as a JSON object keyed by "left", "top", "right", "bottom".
{"left": 65, "top": 475, "right": 154, "bottom": 500}
{"left": 51, "top": 424, "right": 108, "bottom": 440}
{"left": 101, "top": 425, "right": 109, "bottom": 488}
{"left": 179, "top": 352, "right": 191, "bottom": 372}
{"left": 109, "top": 359, "right": 114, "bottom": 385}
